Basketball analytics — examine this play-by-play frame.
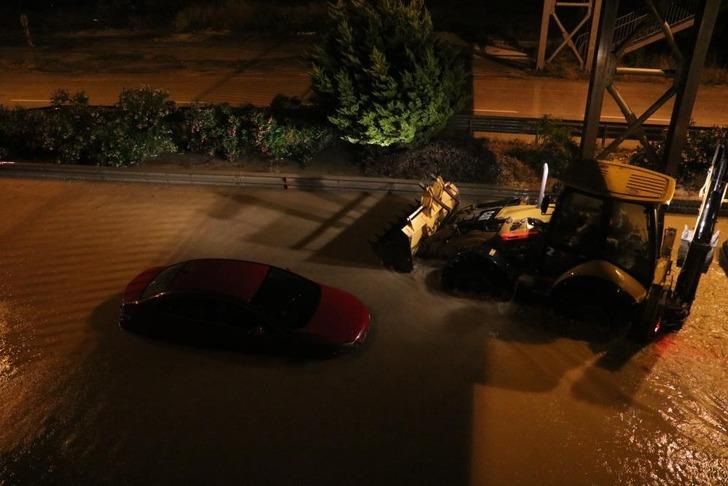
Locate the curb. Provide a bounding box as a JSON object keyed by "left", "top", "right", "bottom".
{"left": 0, "top": 161, "right": 715, "bottom": 215}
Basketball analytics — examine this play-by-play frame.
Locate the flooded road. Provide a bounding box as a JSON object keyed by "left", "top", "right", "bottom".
{"left": 0, "top": 179, "right": 726, "bottom": 484}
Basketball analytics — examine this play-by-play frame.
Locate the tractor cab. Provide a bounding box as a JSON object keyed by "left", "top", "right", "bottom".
{"left": 541, "top": 187, "right": 657, "bottom": 286}
{"left": 520, "top": 160, "right": 676, "bottom": 323}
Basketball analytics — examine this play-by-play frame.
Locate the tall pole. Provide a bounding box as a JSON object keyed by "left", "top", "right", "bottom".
{"left": 537, "top": 0, "right": 555, "bottom": 70}
{"left": 662, "top": 0, "right": 721, "bottom": 176}
{"left": 580, "top": 0, "right": 619, "bottom": 160}
{"left": 584, "top": 0, "right": 603, "bottom": 72}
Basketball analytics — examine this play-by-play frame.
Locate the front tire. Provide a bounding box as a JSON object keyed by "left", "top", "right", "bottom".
{"left": 442, "top": 252, "right": 514, "bottom": 300}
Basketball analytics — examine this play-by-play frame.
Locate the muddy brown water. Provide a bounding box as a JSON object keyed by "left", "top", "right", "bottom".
{"left": 0, "top": 180, "right": 726, "bottom": 484}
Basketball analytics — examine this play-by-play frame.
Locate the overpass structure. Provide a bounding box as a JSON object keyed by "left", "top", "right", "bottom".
{"left": 537, "top": 0, "right": 698, "bottom": 72}
{"left": 580, "top": 0, "right": 721, "bottom": 175}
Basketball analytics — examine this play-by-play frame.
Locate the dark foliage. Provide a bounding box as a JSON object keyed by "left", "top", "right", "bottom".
{"left": 185, "top": 103, "right": 250, "bottom": 161}
{"left": 0, "top": 87, "right": 176, "bottom": 166}
{"left": 185, "top": 98, "right": 335, "bottom": 164}
{"left": 362, "top": 137, "right": 499, "bottom": 183}
{"left": 1, "top": 89, "right": 334, "bottom": 167}
{"left": 630, "top": 126, "right": 728, "bottom": 189}
{"left": 247, "top": 110, "right": 335, "bottom": 164}
{"left": 506, "top": 116, "right": 578, "bottom": 177}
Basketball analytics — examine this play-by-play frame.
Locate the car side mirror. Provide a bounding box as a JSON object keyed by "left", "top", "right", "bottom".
{"left": 540, "top": 195, "right": 551, "bottom": 214}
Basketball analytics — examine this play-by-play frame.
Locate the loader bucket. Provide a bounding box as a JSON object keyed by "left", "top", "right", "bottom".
{"left": 374, "top": 176, "right": 460, "bottom": 272}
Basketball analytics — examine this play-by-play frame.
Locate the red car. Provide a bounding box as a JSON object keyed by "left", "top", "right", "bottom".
{"left": 121, "top": 259, "right": 370, "bottom": 352}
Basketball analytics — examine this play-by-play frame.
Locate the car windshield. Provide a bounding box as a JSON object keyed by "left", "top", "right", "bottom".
{"left": 250, "top": 268, "right": 321, "bottom": 329}
{"left": 141, "top": 262, "right": 185, "bottom": 299}
{"left": 549, "top": 190, "right": 653, "bottom": 284}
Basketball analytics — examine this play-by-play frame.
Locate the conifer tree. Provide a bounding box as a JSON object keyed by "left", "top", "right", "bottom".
{"left": 312, "top": 0, "right": 467, "bottom": 147}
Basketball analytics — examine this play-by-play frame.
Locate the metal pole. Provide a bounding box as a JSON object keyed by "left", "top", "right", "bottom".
{"left": 585, "top": 0, "right": 602, "bottom": 72}
{"left": 581, "top": 0, "right": 619, "bottom": 160}
{"left": 662, "top": 0, "right": 721, "bottom": 176}
{"left": 537, "top": 0, "right": 555, "bottom": 70}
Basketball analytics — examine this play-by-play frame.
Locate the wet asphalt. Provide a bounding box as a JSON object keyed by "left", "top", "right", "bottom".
{"left": 0, "top": 179, "right": 726, "bottom": 485}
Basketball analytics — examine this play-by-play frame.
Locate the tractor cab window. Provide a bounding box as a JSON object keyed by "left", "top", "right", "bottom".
{"left": 548, "top": 190, "right": 605, "bottom": 256}
{"left": 547, "top": 189, "right": 655, "bottom": 285}
{"left": 604, "top": 201, "right": 652, "bottom": 284}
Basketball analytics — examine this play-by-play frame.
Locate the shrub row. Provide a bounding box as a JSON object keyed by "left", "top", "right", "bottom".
{"left": 184, "top": 99, "right": 334, "bottom": 163}
{"left": 504, "top": 117, "right": 578, "bottom": 178}
{"left": 0, "top": 89, "right": 335, "bottom": 166}
{"left": 630, "top": 125, "right": 728, "bottom": 189}
{"left": 0, "top": 89, "right": 176, "bottom": 167}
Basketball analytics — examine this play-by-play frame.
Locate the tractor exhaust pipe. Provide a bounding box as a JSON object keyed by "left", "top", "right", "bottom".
{"left": 537, "top": 163, "right": 549, "bottom": 208}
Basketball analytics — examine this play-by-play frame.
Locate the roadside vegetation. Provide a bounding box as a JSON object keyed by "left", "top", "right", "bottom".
{"left": 630, "top": 125, "right": 728, "bottom": 190}
{"left": 0, "top": 89, "right": 335, "bottom": 167}
{"left": 0, "top": 0, "right": 725, "bottom": 190}
{"left": 1, "top": 88, "right": 724, "bottom": 189}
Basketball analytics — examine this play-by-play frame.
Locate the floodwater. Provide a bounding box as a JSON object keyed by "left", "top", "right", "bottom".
{"left": 0, "top": 180, "right": 726, "bottom": 485}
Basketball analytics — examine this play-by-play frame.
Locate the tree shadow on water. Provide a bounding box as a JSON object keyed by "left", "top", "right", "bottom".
{"left": 303, "top": 192, "right": 415, "bottom": 268}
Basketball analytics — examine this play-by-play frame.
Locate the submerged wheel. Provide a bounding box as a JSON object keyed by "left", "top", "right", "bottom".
{"left": 631, "top": 286, "right": 667, "bottom": 343}
{"left": 551, "top": 278, "right": 635, "bottom": 335}
{"left": 442, "top": 251, "right": 514, "bottom": 300}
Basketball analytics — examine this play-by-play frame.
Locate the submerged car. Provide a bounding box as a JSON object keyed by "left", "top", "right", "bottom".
{"left": 121, "top": 259, "right": 370, "bottom": 352}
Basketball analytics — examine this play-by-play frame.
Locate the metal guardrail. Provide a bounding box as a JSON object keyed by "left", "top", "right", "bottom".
{"left": 0, "top": 161, "right": 721, "bottom": 215}
{"left": 447, "top": 114, "right": 713, "bottom": 141}
{"left": 0, "top": 162, "right": 538, "bottom": 200}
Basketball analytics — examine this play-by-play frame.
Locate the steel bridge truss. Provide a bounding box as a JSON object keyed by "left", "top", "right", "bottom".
{"left": 580, "top": 0, "right": 720, "bottom": 175}
{"left": 537, "top": 0, "right": 603, "bottom": 71}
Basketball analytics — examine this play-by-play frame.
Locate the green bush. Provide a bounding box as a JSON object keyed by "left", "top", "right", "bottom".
{"left": 506, "top": 116, "right": 577, "bottom": 177}
{"left": 37, "top": 90, "right": 103, "bottom": 164}
{"left": 248, "top": 110, "right": 334, "bottom": 164}
{"left": 1, "top": 107, "right": 13, "bottom": 157}
{"left": 183, "top": 102, "right": 333, "bottom": 163}
{"left": 0, "top": 88, "right": 177, "bottom": 166}
{"left": 630, "top": 126, "right": 728, "bottom": 188}
{"left": 0, "top": 106, "right": 14, "bottom": 160}
{"left": 2, "top": 88, "right": 336, "bottom": 166}
{"left": 311, "top": 0, "right": 467, "bottom": 147}
{"left": 0, "top": 106, "right": 47, "bottom": 160}
{"left": 93, "top": 87, "right": 177, "bottom": 167}
{"left": 185, "top": 103, "right": 250, "bottom": 160}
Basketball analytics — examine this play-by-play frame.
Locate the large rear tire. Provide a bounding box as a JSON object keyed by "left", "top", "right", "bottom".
{"left": 442, "top": 252, "right": 514, "bottom": 300}
{"left": 630, "top": 285, "right": 669, "bottom": 343}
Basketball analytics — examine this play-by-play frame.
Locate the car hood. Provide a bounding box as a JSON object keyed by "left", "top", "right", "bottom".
{"left": 303, "top": 285, "right": 369, "bottom": 345}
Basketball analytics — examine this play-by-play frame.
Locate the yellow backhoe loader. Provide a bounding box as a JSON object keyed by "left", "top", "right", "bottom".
{"left": 375, "top": 146, "right": 727, "bottom": 341}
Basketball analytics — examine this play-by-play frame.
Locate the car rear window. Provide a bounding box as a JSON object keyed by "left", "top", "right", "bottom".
{"left": 250, "top": 268, "right": 321, "bottom": 329}
{"left": 141, "top": 263, "right": 185, "bottom": 299}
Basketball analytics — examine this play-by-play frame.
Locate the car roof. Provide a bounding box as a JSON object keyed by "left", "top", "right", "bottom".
{"left": 163, "top": 258, "right": 271, "bottom": 303}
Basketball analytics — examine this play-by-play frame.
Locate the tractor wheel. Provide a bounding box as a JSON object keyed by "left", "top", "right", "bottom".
{"left": 551, "top": 280, "right": 634, "bottom": 337}
{"left": 442, "top": 253, "right": 514, "bottom": 300}
{"left": 630, "top": 287, "right": 666, "bottom": 343}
